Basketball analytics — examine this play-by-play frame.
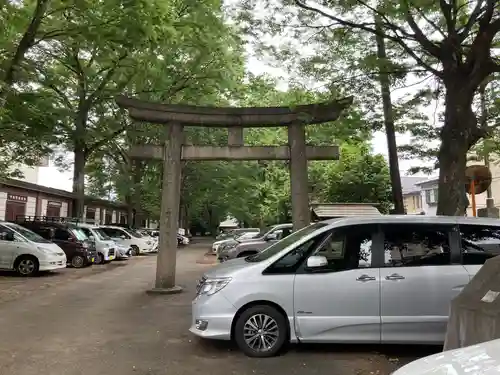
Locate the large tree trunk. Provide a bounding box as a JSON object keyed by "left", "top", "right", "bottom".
{"left": 72, "top": 106, "right": 88, "bottom": 218}
{"left": 73, "top": 146, "right": 86, "bottom": 218}
{"left": 375, "top": 15, "right": 404, "bottom": 214}
{"left": 132, "top": 159, "right": 143, "bottom": 227}
{"left": 436, "top": 85, "right": 478, "bottom": 216}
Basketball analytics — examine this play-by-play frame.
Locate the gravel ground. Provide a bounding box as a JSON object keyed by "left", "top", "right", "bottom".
{"left": 0, "top": 241, "right": 439, "bottom": 375}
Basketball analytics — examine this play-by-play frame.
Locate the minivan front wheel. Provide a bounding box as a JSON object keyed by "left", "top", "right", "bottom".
{"left": 16, "top": 256, "right": 39, "bottom": 276}
{"left": 234, "top": 305, "right": 287, "bottom": 358}
{"left": 131, "top": 245, "right": 140, "bottom": 256}
{"left": 71, "top": 255, "right": 85, "bottom": 268}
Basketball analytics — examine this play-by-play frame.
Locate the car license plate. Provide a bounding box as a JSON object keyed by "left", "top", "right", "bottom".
{"left": 91, "top": 257, "right": 95, "bottom": 262}
{"left": 109, "top": 256, "right": 114, "bottom": 260}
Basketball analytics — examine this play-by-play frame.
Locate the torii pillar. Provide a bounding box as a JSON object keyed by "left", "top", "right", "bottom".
{"left": 116, "top": 95, "right": 352, "bottom": 294}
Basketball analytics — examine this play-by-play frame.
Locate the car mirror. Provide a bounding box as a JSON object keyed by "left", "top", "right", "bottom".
{"left": 266, "top": 233, "right": 277, "bottom": 241}
{"left": 120, "top": 235, "right": 126, "bottom": 240}
{"left": 3, "top": 232, "right": 15, "bottom": 241}
{"left": 306, "top": 255, "right": 328, "bottom": 269}
{"left": 89, "top": 236, "right": 95, "bottom": 242}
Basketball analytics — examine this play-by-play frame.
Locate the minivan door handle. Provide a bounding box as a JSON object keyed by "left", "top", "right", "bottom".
{"left": 356, "top": 274, "right": 376, "bottom": 282}
{"left": 385, "top": 273, "right": 405, "bottom": 281}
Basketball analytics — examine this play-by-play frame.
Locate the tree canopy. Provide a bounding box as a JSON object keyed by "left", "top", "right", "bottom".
{"left": 0, "top": 0, "right": 409, "bottom": 230}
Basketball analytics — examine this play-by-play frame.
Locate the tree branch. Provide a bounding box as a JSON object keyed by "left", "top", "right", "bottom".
{"left": 458, "top": 0, "right": 486, "bottom": 40}
{"left": 402, "top": 0, "right": 442, "bottom": 57}
{"left": 87, "top": 126, "right": 128, "bottom": 155}
{"left": 87, "top": 52, "right": 128, "bottom": 105}
{"left": 45, "top": 83, "right": 74, "bottom": 110}
{"left": 293, "top": 0, "right": 444, "bottom": 77}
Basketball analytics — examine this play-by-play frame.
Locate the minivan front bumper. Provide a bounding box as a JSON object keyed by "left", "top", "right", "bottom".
{"left": 189, "top": 292, "right": 236, "bottom": 340}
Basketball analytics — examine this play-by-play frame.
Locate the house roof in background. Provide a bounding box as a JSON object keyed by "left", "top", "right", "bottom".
{"left": 311, "top": 203, "right": 381, "bottom": 219}
{"left": 401, "top": 176, "right": 427, "bottom": 195}
{"left": 414, "top": 177, "right": 439, "bottom": 187}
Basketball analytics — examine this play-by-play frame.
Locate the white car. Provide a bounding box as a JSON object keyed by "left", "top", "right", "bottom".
{"left": 393, "top": 338, "right": 500, "bottom": 375}
{"left": 77, "top": 223, "right": 116, "bottom": 264}
{"left": 100, "top": 226, "right": 154, "bottom": 256}
{"left": 0, "top": 221, "right": 67, "bottom": 276}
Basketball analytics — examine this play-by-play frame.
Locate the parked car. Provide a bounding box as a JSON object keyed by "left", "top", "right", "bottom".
{"left": 392, "top": 338, "right": 500, "bottom": 375}
{"left": 216, "top": 228, "right": 259, "bottom": 241}
{"left": 212, "top": 231, "right": 260, "bottom": 254}
{"left": 0, "top": 221, "right": 67, "bottom": 276}
{"left": 114, "top": 242, "right": 132, "bottom": 259}
{"left": 100, "top": 226, "right": 154, "bottom": 255}
{"left": 190, "top": 216, "right": 500, "bottom": 357}
{"left": 15, "top": 217, "right": 96, "bottom": 268}
{"left": 77, "top": 223, "right": 116, "bottom": 264}
{"left": 217, "top": 223, "right": 293, "bottom": 262}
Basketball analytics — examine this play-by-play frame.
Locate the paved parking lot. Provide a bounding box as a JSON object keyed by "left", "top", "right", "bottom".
{"left": 0, "top": 242, "right": 439, "bottom": 375}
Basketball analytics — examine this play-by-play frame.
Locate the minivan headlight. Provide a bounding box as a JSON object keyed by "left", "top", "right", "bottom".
{"left": 37, "top": 247, "right": 53, "bottom": 254}
{"left": 198, "top": 277, "right": 231, "bottom": 296}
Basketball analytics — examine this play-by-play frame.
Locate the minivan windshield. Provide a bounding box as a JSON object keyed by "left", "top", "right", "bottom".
{"left": 95, "top": 228, "right": 112, "bottom": 240}
{"left": 246, "top": 222, "right": 328, "bottom": 262}
{"left": 70, "top": 228, "right": 88, "bottom": 241}
{"left": 5, "top": 223, "right": 51, "bottom": 243}
{"left": 124, "top": 228, "right": 143, "bottom": 238}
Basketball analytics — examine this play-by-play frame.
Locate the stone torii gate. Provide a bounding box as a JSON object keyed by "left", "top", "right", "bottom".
{"left": 116, "top": 95, "right": 352, "bottom": 294}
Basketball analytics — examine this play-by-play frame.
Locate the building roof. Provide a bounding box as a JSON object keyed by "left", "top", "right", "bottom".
{"left": 414, "top": 176, "right": 439, "bottom": 186}
{"left": 311, "top": 203, "right": 381, "bottom": 219}
{"left": 0, "top": 178, "right": 128, "bottom": 209}
{"left": 401, "top": 176, "right": 426, "bottom": 195}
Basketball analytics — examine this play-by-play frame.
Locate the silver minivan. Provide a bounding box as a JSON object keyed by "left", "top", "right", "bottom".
{"left": 190, "top": 216, "right": 498, "bottom": 357}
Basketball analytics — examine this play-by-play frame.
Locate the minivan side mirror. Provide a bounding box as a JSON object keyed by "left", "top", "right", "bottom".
{"left": 120, "top": 235, "right": 126, "bottom": 240}
{"left": 89, "top": 236, "right": 95, "bottom": 242}
{"left": 306, "top": 255, "right": 328, "bottom": 269}
{"left": 265, "top": 233, "right": 277, "bottom": 241}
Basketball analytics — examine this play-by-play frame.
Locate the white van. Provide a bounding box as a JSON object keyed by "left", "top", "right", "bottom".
{"left": 0, "top": 221, "right": 67, "bottom": 276}
{"left": 77, "top": 223, "right": 116, "bottom": 264}
{"left": 100, "top": 226, "right": 154, "bottom": 255}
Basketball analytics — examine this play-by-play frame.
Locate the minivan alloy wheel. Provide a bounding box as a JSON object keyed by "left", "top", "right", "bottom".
{"left": 234, "top": 304, "right": 287, "bottom": 357}
{"left": 18, "top": 259, "right": 36, "bottom": 275}
{"left": 243, "top": 314, "right": 279, "bottom": 352}
{"left": 72, "top": 255, "right": 85, "bottom": 268}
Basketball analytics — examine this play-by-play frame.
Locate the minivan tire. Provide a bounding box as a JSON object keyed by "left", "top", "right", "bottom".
{"left": 71, "top": 255, "right": 85, "bottom": 268}
{"left": 95, "top": 253, "right": 105, "bottom": 264}
{"left": 15, "top": 255, "right": 39, "bottom": 276}
{"left": 131, "top": 245, "right": 140, "bottom": 256}
{"left": 234, "top": 305, "right": 288, "bottom": 358}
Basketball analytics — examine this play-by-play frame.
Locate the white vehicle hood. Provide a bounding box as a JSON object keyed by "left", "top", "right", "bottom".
{"left": 37, "top": 242, "right": 65, "bottom": 254}
{"left": 203, "top": 257, "right": 254, "bottom": 278}
{"left": 393, "top": 339, "right": 500, "bottom": 375}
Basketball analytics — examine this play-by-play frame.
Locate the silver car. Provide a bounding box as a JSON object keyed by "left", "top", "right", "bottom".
{"left": 190, "top": 215, "right": 498, "bottom": 357}
{"left": 217, "top": 223, "right": 293, "bottom": 261}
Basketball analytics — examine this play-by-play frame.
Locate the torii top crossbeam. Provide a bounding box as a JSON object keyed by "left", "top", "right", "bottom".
{"left": 115, "top": 95, "right": 353, "bottom": 126}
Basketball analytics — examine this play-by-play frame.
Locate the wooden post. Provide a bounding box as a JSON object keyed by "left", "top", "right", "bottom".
{"left": 470, "top": 179, "right": 477, "bottom": 217}
{"left": 288, "top": 123, "right": 310, "bottom": 230}
{"left": 149, "top": 122, "right": 184, "bottom": 294}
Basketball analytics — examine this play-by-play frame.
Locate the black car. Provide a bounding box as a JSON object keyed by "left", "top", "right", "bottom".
{"left": 15, "top": 217, "right": 97, "bottom": 268}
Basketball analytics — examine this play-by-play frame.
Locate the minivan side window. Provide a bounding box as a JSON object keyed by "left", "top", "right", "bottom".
{"left": 308, "top": 224, "right": 376, "bottom": 272}
{"left": 459, "top": 225, "right": 500, "bottom": 265}
{"left": 54, "top": 228, "right": 71, "bottom": 241}
{"left": 382, "top": 224, "right": 451, "bottom": 267}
